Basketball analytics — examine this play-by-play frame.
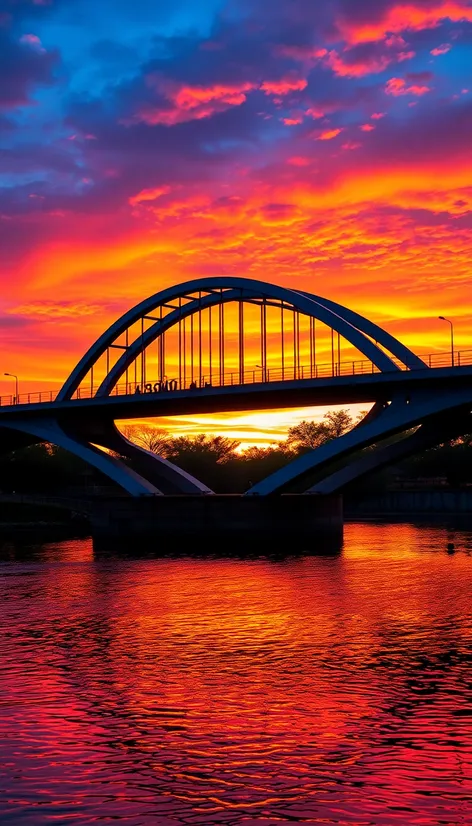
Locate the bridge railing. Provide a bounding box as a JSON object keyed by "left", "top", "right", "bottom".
{"left": 1, "top": 348, "right": 472, "bottom": 407}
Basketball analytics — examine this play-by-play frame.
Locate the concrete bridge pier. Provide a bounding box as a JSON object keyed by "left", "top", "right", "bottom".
{"left": 89, "top": 493, "right": 343, "bottom": 552}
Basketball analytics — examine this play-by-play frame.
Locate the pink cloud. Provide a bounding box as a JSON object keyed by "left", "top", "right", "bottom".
{"left": 276, "top": 45, "right": 327, "bottom": 61}
{"left": 325, "top": 49, "right": 394, "bottom": 78}
{"left": 371, "top": 112, "right": 386, "bottom": 119}
{"left": 260, "top": 77, "right": 308, "bottom": 95}
{"left": 431, "top": 43, "right": 452, "bottom": 55}
{"left": 360, "top": 123, "right": 375, "bottom": 131}
{"left": 19, "top": 33, "right": 45, "bottom": 53}
{"left": 128, "top": 75, "right": 309, "bottom": 126}
{"left": 130, "top": 80, "right": 256, "bottom": 125}
{"left": 129, "top": 186, "right": 171, "bottom": 207}
{"left": 172, "top": 82, "right": 255, "bottom": 110}
{"left": 385, "top": 77, "right": 431, "bottom": 96}
{"left": 338, "top": 2, "right": 472, "bottom": 45}
{"left": 305, "top": 107, "right": 325, "bottom": 119}
{"left": 287, "top": 156, "right": 310, "bottom": 166}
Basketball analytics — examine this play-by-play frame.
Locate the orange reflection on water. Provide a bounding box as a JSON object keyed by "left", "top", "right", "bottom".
{"left": 1, "top": 523, "right": 472, "bottom": 824}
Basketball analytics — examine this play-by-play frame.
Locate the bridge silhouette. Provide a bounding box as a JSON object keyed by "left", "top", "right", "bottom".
{"left": 1, "top": 276, "right": 471, "bottom": 498}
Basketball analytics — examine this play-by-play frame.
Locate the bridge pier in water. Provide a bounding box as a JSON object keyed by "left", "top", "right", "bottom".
{"left": 89, "top": 494, "right": 343, "bottom": 551}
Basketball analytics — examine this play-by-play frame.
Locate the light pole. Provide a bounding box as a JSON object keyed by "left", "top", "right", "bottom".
{"left": 438, "top": 316, "right": 454, "bottom": 366}
{"left": 4, "top": 372, "right": 19, "bottom": 403}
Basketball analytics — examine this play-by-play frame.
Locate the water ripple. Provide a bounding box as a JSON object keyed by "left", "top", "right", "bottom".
{"left": 0, "top": 522, "right": 471, "bottom": 824}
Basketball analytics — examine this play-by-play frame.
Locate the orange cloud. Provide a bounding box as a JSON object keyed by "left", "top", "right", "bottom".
{"left": 316, "top": 128, "right": 343, "bottom": 140}
{"left": 282, "top": 116, "right": 303, "bottom": 125}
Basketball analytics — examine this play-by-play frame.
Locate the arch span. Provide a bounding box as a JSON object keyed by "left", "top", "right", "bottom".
{"left": 308, "top": 411, "right": 472, "bottom": 495}
{"left": 245, "top": 387, "right": 472, "bottom": 496}
{"left": 58, "top": 277, "right": 425, "bottom": 401}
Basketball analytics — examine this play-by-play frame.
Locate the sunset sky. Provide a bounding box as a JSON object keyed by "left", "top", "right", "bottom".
{"left": 1, "top": 0, "right": 471, "bottom": 445}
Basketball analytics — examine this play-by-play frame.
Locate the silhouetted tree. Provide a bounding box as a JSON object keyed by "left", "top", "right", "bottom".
{"left": 286, "top": 409, "right": 354, "bottom": 452}
{"left": 286, "top": 420, "right": 331, "bottom": 451}
{"left": 324, "top": 409, "right": 353, "bottom": 437}
{"left": 167, "top": 434, "right": 240, "bottom": 464}
{"left": 120, "top": 424, "right": 171, "bottom": 456}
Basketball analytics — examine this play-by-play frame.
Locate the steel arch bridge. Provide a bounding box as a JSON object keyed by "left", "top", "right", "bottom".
{"left": 1, "top": 276, "right": 471, "bottom": 497}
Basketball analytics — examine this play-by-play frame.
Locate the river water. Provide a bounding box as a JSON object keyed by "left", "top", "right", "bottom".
{"left": 1, "top": 522, "right": 471, "bottom": 825}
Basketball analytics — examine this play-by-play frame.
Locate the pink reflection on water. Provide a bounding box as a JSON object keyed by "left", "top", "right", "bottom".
{"left": 0, "top": 522, "right": 471, "bottom": 824}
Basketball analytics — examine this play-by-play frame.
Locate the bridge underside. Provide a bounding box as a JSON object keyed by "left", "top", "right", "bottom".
{"left": 1, "top": 383, "right": 471, "bottom": 497}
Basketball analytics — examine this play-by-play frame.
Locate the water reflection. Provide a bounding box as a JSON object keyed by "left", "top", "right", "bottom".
{"left": 1, "top": 522, "right": 471, "bottom": 825}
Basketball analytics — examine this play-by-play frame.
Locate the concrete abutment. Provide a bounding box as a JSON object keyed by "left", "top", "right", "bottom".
{"left": 90, "top": 493, "right": 343, "bottom": 552}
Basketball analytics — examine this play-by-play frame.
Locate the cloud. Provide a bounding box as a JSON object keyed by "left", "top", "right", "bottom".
{"left": 316, "top": 128, "right": 344, "bottom": 140}
{"left": 129, "top": 186, "right": 171, "bottom": 206}
{"left": 385, "top": 76, "right": 432, "bottom": 95}
{"left": 10, "top": 301, "right": 104, "bottom": 318}
{"left": 336, "top": 1, "right": 472, "bottom": 45}
{"left": 260, "top": 76, "right": 307, "bottom": 95}
{"left": 430, "top": 42, "right": 452, "bottom": 54}
{"left": 0, "top": 29, "right": 60, "bottom": 109}
{"left": 19, "top": 33, "right": 45, "bottom": 52}
{"left": 324, "top": 36, "right": 415, "bottom": 79}
{"left": 124, "top": 73, "right": 309, "bottom": 126}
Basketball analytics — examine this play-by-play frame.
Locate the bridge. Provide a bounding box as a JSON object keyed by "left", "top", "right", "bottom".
{"left": 1, "top": 276, "right": 471, "bottom": 498}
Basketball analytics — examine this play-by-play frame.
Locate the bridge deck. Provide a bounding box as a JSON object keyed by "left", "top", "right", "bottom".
{"left": 0, "top": 362, "right": 471, "bottom": 423}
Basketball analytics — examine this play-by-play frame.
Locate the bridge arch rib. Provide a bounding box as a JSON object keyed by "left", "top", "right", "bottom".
{"left": 58, "top": 277, "right": 425, "bottom": 401}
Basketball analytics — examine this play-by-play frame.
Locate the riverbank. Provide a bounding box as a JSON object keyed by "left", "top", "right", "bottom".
{"left": 345, "top": 488, "right": 472, "bottom": 517}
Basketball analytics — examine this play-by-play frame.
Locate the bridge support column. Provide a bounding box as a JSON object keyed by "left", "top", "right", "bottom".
{"left": 83, "top": 422, "right": 213, "bottom": 495}
{"left": 309, "top": 413, "right": 472, "bottom": 494}
{"left": 90, "top": 493, "right": 343, "bottom": 550}
{"left": 246, "top": 387, "right": 472, "bottom": 496}
{"left": 1, "top": 418, "right": 162, "bottom": 497}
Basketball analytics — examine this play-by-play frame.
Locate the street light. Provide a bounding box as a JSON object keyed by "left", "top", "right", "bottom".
{"left": 4, "top": 372, "right": 19, "bottom": 403}
{"left": 438, "top": 317, "right": 454, "bottom": 366}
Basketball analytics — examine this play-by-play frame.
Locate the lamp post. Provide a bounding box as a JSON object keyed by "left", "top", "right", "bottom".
{"left": 438, "top": 317, "right": 454, "bottom": 366}
{"left": 4, "top": 372, "right": 19, "bottom": 403}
